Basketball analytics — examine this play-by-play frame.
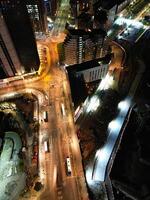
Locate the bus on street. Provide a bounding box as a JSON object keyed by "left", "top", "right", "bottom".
{"left": 66, "top": 157, "right": 72, "bottom": 176}
{"left": 43, "top": 111, "right": 48, "bottom": 122}
{"left": 44, "top": 140, "right": 50, "bottom": 152}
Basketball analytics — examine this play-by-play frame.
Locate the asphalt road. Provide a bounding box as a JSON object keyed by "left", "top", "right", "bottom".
{"left": 0, "top": 3, "right": 88, "bottom": 199}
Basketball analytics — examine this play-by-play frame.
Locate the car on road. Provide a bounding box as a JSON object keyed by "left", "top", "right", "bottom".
{"left": 43, "top": 111, "right": 48, "bottom": 122}
{"left": 66, "top": 157, "right": 72, "bottom": 176}
{"left": 44, "top": 140, "right": 50, "bottom": 152}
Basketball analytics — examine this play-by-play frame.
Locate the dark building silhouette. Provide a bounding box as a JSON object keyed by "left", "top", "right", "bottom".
{"left": 93, "top": 0, "right": 132, "bottom": 16}
{"left": 0, "top": 0, "right": 40, "bottom": 75}
{"left": 26, "top": 0, "right": 47, "bottom": 33}
{"left": 70, "top": 0, "right": 91, "bottom": 18}
{"left": 44, "top": 0, "right": 58, "bottom": 18}
{"left": 0, "top": 12, "right": 22, "bottom": 77}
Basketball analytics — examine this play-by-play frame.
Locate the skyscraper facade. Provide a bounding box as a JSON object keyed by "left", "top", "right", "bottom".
{"left": 44, "top": 0, "right": 58, "bottom": 18}
{"left": 0, "top": 0, "right": 40, "bottom": 76}
{"left": 63, "top": 29, "right": 109, "bottom": 65}
{"left": 0, "top": 13, "right": 22, "bottom": 78}
{"left": 26, "top": 0, "right": 48, "bottom": 33}
{"left": 75, "top": 58, "right": 110, "bottom": 83}
{"left": 70, "top": 0, "right": 91, "bottom": 19}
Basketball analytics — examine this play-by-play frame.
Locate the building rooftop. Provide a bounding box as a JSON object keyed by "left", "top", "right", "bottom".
{"left": 94, "top": 0, "right": 126, "bottom": 10}
{"left": 67, "top": 54, "right": 111, "bottom": 73}
{"left": 67, "top": 28, "right": 106, "bottom": 37}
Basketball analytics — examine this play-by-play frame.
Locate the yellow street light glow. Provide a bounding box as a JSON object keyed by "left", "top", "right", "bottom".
{"left": 52, "top": 165, "right": 57, "bottom": 187}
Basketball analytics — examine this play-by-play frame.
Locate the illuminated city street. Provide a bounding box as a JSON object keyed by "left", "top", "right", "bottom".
{"left": 0, "top": 0, "right": 150, "bottom": 199}
{"left": 0, "top": 41, "right": 88, "bottom": 200}
{"left": 0, "top": 0, "right": 88, "bottom": 198}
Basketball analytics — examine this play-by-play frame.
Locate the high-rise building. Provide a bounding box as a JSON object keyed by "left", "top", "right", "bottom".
{"left": 0, "top": 0, "right": 40, "bottom": 76}
{"left": 74, "top": 57, "right": 110, "bottom": 83}
{"left": 44, "top": 0, "right": 57, "bottom": 18}
{"left": 63, "top": 29, "right": 109, "bottom": 65}
{"left": 70, "top": 0, "right": 77, "bottom": 19}
{"left": 26, "top": 0, "right": 48, "bottom": 33}
{"left": 66, "top": 55, "right": 111, "bottom": 108}
{"left": 70, "top": 0, "right": 93, "bottom": 28}
{"left": 0, "top": 13, "right": 22, "bottom": 78}
{"left": 70, "top": 0, "right": 91, "bottom": 19}
{"left": 93, "top": 0, "right": 132, "bottom": 21}
{"left": 77, "top": 12, "right": 93, "bottom": 30}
